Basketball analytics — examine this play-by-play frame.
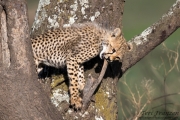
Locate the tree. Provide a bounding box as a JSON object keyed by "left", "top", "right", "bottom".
{"left": 0, "top": 0, "right": 180, "bottom": 120}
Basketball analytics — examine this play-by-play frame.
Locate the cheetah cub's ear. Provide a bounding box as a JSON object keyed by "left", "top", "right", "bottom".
{"left": 111, "top": 28, "right": 121, "bottom": 37}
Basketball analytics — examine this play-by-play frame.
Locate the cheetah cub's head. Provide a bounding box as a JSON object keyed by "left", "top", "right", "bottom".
{"left": 100, "top": 28, "right": 131, "bottom": 62}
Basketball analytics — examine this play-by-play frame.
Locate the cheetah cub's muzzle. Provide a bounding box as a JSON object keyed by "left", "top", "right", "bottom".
{"left": 100, "top": 28, "right": 130, "bottom": 62}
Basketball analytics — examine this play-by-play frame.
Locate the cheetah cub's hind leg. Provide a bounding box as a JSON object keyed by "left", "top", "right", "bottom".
{"left": 78, "top": 65, "right": 85, "bottom": 92}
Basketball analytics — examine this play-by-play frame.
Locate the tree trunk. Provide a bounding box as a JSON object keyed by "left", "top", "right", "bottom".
{"left": 31, "top": 0, "right": 125, "bottom": 119}
{"left": 0, "top": 0, "right": 62, "bottom": 119}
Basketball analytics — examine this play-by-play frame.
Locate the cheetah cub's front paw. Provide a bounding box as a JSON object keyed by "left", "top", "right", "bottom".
{"left": 70, "top": 97, "right": 82, "bottom": 110}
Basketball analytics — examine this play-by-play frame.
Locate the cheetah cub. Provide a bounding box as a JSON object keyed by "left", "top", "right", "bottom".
{"left": 31, "top": 23, "right": 130, "bottom": 109}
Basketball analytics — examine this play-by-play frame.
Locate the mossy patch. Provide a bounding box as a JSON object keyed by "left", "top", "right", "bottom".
{"left": 51, "top": 74, "right": 68, "bottom": 91}
{"left": 95, "top": 86, "right": 117, "bottom": 120}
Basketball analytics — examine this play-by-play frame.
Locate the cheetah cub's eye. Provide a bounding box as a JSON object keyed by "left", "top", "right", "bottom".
{"left": 116, "top": 57, "right": 120, "bottom": 59}
{"left": 111, "top": 34, "right": 116, "bottom": 37}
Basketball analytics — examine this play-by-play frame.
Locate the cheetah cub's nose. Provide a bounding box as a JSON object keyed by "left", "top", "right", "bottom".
{"left": 106, "top": 57, "right": 111, "bottom": 62}
{"left": 100, "top": 53, "right": 111, "bottom": 62}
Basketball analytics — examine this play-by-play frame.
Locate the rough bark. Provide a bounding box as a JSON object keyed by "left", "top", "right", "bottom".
{"left": 31, "top": 0, "right": 124, "bottom": 119}
{"left": 0, "top": 0, "right": 62, "bottom": 120}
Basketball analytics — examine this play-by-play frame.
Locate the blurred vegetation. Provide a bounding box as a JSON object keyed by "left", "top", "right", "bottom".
{"left": 120, "top": 0, "right": 180, "bottom": 119}
{"left": 27, "top": 0, "right": 180, "bottom": 119}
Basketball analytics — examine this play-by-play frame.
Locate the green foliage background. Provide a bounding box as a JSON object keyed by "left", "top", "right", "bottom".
{"left": 27, "top": 0, "right": 180, "bottom": 119}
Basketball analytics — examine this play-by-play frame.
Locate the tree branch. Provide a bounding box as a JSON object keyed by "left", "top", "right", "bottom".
{"left": 122, "top": 0, "right": 180, "bottom": 74}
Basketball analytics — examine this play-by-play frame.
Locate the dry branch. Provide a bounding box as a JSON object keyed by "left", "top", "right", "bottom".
{"left": 82, "top": 60, "right": 108, "bottom": 110}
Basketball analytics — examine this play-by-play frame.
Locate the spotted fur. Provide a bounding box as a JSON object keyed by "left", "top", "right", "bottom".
{"left": 31, "top": 23, "right": 129, "bottom": 109}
